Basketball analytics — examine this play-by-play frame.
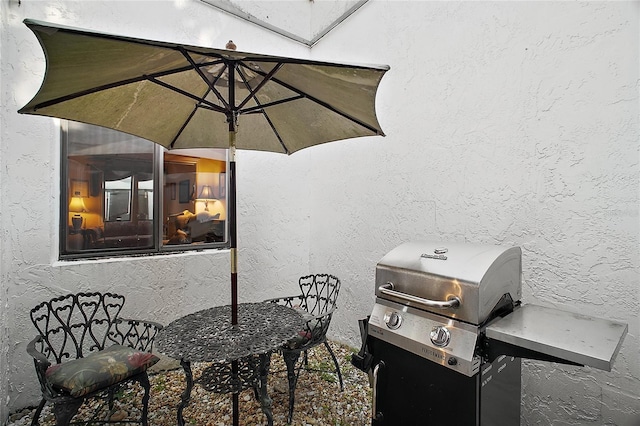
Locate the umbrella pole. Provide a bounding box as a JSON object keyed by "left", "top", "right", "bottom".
{"left": 228, "top": 62, "right": 239, "bottom": 327}
{"left": 229, "top": 131, "right": 238, "bottom": 326}
{"left": 229, "top": 123, "right": 240, "bottom": 426}
{"left": 227, "top": 60, "right": 240, "bottom": 426}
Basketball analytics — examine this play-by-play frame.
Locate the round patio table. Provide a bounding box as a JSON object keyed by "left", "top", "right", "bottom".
{"left": 156, "top": 302, "right": 304, "bottom": 426}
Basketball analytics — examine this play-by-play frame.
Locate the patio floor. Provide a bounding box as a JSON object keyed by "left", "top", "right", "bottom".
{"left": 8, "top": 341, "right": 371, "bottom": 426}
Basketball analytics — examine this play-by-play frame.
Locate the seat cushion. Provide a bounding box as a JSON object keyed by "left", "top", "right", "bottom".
{"left": 45, "top": 345, "right": 160, "bottom": 397}
{"left": 285, "top": 309, "right": 319, "bottom": 349}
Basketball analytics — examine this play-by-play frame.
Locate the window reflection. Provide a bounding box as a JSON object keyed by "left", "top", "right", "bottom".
{"left": 105, "top": 177, "right": 132, "bottom": 222}
{"left": 138, "top": 179, "right": 153, "bottom": 220}
{"left": 61, "top": 121, "right": 228, "bottom": 258}
{"left": 163, "top": 150, "right": 227, "bottom": 245}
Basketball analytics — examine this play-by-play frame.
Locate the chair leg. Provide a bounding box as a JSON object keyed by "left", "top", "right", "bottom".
{"left": 303, "top": 349, "right": 309, "bottom": 367}
{"left": 283, "top": 351, "right": 301, "bottom": 424}
{"left": 257, "top": 353, "right": 274, "bottom": 426}
{"left": 324, "top": 341, "right": 344, "bottom": 392}
{"left": 52, "top": 399, "right": 83, "bottom": 426}
{"left": 30, "top": 399, "right": 46, "bottom": 426}
{"left": 107, "top": 387, "right": 116, "bottom": 411}
{"left": 135, "top": 372, "right": 152, "bottom": 426}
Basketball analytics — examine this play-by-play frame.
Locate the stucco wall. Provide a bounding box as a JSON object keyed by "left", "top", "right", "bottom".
{"left": 1, "top": 1, "right": 638, "bottom": 425}
{"left": 306, "top": 1, "right": 639, "bottom": 425}
{"left": 0, "top": 0, "right": 311, "bottom": 421}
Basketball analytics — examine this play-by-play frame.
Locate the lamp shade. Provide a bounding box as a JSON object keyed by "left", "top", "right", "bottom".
{"left": 199, "top": 185, "right": 214, "bottom": 200}
{"left": 69, "top": 196, "right": 87, "bottom": 213}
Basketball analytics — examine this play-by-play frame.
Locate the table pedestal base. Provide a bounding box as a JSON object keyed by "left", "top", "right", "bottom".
{"left": 177, "top": 353, "right": 274, "bottom": 426}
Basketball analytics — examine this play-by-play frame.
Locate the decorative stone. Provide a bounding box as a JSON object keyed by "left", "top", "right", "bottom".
{"left": 109, "top": 410, "right": 127, "bottom": 421}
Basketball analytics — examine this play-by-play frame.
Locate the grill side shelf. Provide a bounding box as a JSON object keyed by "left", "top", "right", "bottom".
{"left": 480, "top": 335, "right": 583, "bottom": 366}
{"left": 484, "top": 304, "right": 628, "bottom": 371}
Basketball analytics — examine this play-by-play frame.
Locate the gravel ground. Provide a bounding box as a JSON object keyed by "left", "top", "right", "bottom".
{"left": 7, "top": 342, "right": 372, "bottom": 426}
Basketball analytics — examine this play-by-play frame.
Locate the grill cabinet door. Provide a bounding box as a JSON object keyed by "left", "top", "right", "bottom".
{"left": 369, "top": 336, "right": 521, "bottom": 426}
{"left": 370, "top": 337, "right": 480, "bottom": 425}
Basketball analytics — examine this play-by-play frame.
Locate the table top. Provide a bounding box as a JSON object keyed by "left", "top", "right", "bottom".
{"left": 156, "top": 302, "right": 305, "bottom": 363}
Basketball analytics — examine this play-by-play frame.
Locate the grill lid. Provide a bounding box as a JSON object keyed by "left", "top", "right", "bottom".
{"left": 375, "top": 241, "right": 522, "bottom": 324}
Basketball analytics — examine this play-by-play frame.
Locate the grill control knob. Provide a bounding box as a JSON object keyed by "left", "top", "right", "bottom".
{"left": 430, "top": 326, "right": 451, "bottom": 347}
{"left": 384, "top": 311, "right": 402, "bottom": 330}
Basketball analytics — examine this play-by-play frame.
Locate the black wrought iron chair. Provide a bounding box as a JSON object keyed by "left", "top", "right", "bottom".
{"left": 27, "top": 292, "right": 163, "bottom": 426}
{"left": 266, "top": 274, "right": 343, "bottom": 424}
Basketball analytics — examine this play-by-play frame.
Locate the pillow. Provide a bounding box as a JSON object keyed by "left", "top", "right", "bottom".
{"left": 45, "top": 345, "right": 159, "bottom": 397}
{"left": 285, "top": 307, "right": 320, "bottom": 349}
{"left": 196, "top": 211, "right": 220, "bottom": 223}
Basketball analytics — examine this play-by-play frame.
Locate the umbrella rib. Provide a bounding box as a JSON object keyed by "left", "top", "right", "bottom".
{"left": 238, "top": 62, "right": 292, "bottom": 154}
{"left": 261, "top": 112, "right": 290, "bottom": 154}
{"left": 245, "top": 103, "right": 289, "bottom": 154}
{"left": 179, "top": 47, "right": 230, "bottom": 110}
{"left": 146, "top": 76, "right": 227, "bottom": 114}
{"left": 269, "top": 76, "right": 383, "bottom": 135}
{"left": 229, "top": 63, "right": 383, "bottom": 135}
{"left": 168, "top": 105, "right": 199, "bottom": 149}
{"left": 240, "top": 95, "right": 304, "bottom": 114}
{"left": 178, "top": 46, "right": 390, "bottom": 71}
{"left": 234, "top": 64, "right": 290, "bottom": 153}
{"left": 23, "top": 62, "right": 220, "bottom": 112}
{"left": 235, "top": 63, "right": 283, "bottom": 110}
{"left": 238, "top": 70, "right": 291, "bottom": 154}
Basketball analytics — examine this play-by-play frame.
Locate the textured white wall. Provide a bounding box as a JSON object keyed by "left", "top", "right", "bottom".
{"left": 306, "top": 2, "right": 639, "bottom": 425}
{"left": 1, "top": 1, "right": 638, "bottom": 425}
{"left": 0, "top": 0, "right": 310, "bottom": 420}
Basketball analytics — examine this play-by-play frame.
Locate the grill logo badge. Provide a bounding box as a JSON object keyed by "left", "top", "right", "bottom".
{"left": 421, "top": 247, "right": 448, "bottom": 260}
{"left": 421, "top": 347, "right": 445, "bottom": 360}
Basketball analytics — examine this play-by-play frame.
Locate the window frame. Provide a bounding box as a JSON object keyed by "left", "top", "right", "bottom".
{"left": 59, "top": 121, "right": 229, "bottom": 260}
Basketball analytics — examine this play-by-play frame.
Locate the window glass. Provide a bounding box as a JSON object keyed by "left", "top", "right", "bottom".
{"left": 105, "top": 177, "right": 132, "bottom": 222}
{"left": 163, "top": 150, "right": 227, "bottom": 246}
{"left": 61, "top": 121, "right": 228, "bottom": 258}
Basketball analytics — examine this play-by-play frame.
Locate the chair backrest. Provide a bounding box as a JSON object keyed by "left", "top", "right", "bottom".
{"left": 298, "top": 274, "right": 340, "bottom": 316}
{"left": 30, "top": 292, "right": 125, "bottom": 363}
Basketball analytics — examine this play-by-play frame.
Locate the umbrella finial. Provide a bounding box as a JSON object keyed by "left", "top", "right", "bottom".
{"left": 226, "top": 40, "right": 237, "bottom": 51}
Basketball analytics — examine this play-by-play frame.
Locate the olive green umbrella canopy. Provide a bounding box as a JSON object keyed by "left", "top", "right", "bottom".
{"left": 19, "top": 19, "right": 388, "bottom": 153}
{"left": 19, "top": 17, "right": 388, "bottom": 322}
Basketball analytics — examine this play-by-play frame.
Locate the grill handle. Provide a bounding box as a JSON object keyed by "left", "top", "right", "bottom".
{"left": 372, "top": 361, "right": 385, "bottom": 422}
{"left": 379, "top": 282, "right": 461, "bottom": 309}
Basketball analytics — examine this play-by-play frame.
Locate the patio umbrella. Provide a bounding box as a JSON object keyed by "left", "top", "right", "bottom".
{"left": 20, "top": 18, "right": 387, "bottom": 328}
{"left": 19, "top": 17, "right": 388, "bottom": 425}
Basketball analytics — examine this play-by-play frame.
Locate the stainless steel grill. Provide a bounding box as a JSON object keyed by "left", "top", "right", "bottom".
{"left": 353, "top": 241, "right": 628, "bottom": 426}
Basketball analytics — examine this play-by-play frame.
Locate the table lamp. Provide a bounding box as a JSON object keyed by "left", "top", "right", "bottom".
{"left": 198, "top": 185, "right": 214, "bottom": 212}
{"left": 69, "top": 196, "right": 87, "bottom": 231}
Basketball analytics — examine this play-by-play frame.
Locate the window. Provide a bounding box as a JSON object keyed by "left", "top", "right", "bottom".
{"left": 61, "top": 121, "right": 228, "bottom": 259}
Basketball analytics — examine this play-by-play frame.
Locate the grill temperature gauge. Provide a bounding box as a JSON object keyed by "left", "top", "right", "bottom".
{"left": 430, "top": 326, "right": 451, "bottom": 347}
{"left": 384, "top": 311, "right": 402, "bottom": 330}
